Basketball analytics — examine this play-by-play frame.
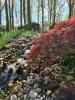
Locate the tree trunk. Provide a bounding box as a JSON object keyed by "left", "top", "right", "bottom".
{"left": 38, "top": 0, "right": 40, "bottom": 23}
{"left": 69, "top": 0, "right": 72, "bottom": 18}
{"left": 53, "top": 0, "right": 56, "bottom": 26}
{"left": 0, "top": 0, "right": 1, "bottom": 25}
{"left": 41, "top": 0, "right": 44, "bottom": 32}
{"left": 20, "top": 0, "right": 23, "bottom": 28}
{"left": 8, "top": 0, "right": 11, "bottom": 28}
{"left": 68, "top": 0, "right": 74, "bottom": 18}
{"left": 48, "top": 0, "right": 50, "bottom": 23}
{"left": 11, "top": 0, "right": 14, "bottom": 28}
{"left": 48, "top": 0, "right": 52, "bottom": 25}
{"left": 23, "top": 0, "right": 26, "bottom": 28}
{"left": 5, "top": 0, "right": 9, "bottom": 31}
{"left": 27, "top": 0, "right": 31, "bottom": 29}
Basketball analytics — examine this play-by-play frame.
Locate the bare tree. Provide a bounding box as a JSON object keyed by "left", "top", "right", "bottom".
{"left": 23, "top": 0, "right": 26, "bottom": 28}
{"left": 68, "top": 0, "right": 75, "bottom": 18}
{"left": 11, "top": 0, "right": 14, "bottom": 28}
{"left": 52, "top": 0, "right": 56, "bottom": 26}
{"left": 38, "top": 0, "right": 40, "bottom": 23}
{"left": 41, "top": 0, "right": 44, "bottom": 32}
{"left": 27, "top": 0, "right": 31, "bottom": 29}
{"left": 69, "top": 0, "right": 73, "bottom": 17}
{"left": 0, "top": 0, "right": 1, "bottom": 25}
{"left": 0, "top": 1, "right": 5, "bottom": 25}
{"left": 5, "top": 0, "right": 10, "bottom": 31}
{"left": 20, "top": 0, "right": 23, "bottom": 27}
{"left": 48, "top": 0, "right": 53, "bottom": 24}
{"left": 8, "top": 0, "right": 11, "bottom": 28}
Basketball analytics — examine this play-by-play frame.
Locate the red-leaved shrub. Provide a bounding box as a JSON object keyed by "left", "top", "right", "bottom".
{"left": 27, "top": 16, "right": 75, "bottom": 61}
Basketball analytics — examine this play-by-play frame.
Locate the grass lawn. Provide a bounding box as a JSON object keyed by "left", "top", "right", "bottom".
{"left": 0, "top": 30, "right": 32, "bottom": 50}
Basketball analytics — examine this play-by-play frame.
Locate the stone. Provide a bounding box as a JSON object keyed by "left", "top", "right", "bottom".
{"left": 24, "top": 63, "right": 28, "bottom": 67}
{"left": 25, "top": 50, "right": 30, "bottom": 54}
{"left": 66, "top": 75, "right": 73, "bottom": 81}
{"left": 22, "top": 44, "right": 26, "bottom": 46}
{"left": 17, "top": 98, "right": 21, "bottom": 100}
{"left": 34, "top": 83, "right": 39, "bottom": 89}
{"left": 17, "top": 58, "right": 27, "bottom": 66}
{"left": 35, "top": 88, "right": 41, "bottom": 93}
{"left": 47, "top": 80, "right": 59, "bottom": 91}
{"left": 23, "top": 94, "right": 27, "bottom": 99}
{"left": 44, "top": 67, "right": 50, "bottom": 75}
{"left": 23, "top": 87, "right": 30, "bottom": 93}
{"left": 44, "top": 76, "right": 50, "bottom": 85}
{"left": 11, "top": 95, "right": 17, "bottom": 100}
{"left": 46, "top": 90, "right": 52, "bottom": 96}
{"left": 18, "top": 92, "right": 22, "bottom": 97}
{"left": 35, "top": 74, "right": 40, "bottom": 82}
{"left": 29, "top": 90, "right": 38, "bottom": 98}
{"left": 22, "top": 80, "right": 27, "bottom": 83}
{"left": 37, "top": 95, "right": 41, "bottom": 98}
{"left": 24, "top": 50, "right": 31, "bottom": 59}
{"left": 8, "top": 82, "right": 14, "bottom": 87}
{"left": 40, "top": 95, "right": 45, "bottom": 100}
{"left": 30, "top": 73, "right": 34, "bottom": 76}
{"left": 27, "top": 78, "right": 31, "bottom": 84}
{"left": 34, "top": 98, "right": 40, "bottom": 100}
{"left": 45, "top": 97, "right": 51, "bottom": 100}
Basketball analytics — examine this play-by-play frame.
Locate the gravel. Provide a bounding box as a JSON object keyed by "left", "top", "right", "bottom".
{"left": 0, "top": 36, "right": 75, "bottom": 100}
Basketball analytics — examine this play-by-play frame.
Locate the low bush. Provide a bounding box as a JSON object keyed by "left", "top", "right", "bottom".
{"left": 27, "top": 16, "right": 75, "bottom": 61}
{"left": 17, "top": 23, "right": 41, "bottom": 32}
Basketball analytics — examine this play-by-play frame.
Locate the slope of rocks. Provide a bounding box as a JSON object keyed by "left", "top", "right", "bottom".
{"left": 0, "top": 36, "right": 75, "bottom": 100}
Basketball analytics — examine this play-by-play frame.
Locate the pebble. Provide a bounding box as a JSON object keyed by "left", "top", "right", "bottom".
{"left": 44, "top": 76, "right": 50, "bottom": 85}
{"left": 11, "top": 95, "right": 17, "bottom": 100}
{"left": 24, "top": 94, "right": 27, "bottom": 100}
{"left": 30, "top": 73, "right": 34, "bottom": 76}
{"left": 45, "top": 97, "right": 51, "bottom": 100}
{"left": 35, "top": 74, "right": 40, "bottom": 81}
{"left": 40, "top": 95, "right": 45, "bottom": 100}
{"left": 17, "top": 97, "right": 21, "bottom": 100}
{"left": 66, "top": 75, "right": 73, "bottom": 81}
{"left": 29, "top": 90, "right": 38, "bottom": 98}
{"left": 27, "top": 78, "right": 31, "bottom": 84}
{"left": 34, "top": 98, "right": 40, "bottom": 100}
{"left": 17, "top": 58, "right": 27, "bottom": 65}
{"left": 22, "top": 80, "right": 27, "bottom": 83}
{"left": 18, "top": 92, "right": 22, "bottom": 97}
{"left": 25, "top": 50, "right": 30, "bottom": 54}
{"left": 46, "top": 90, "right": 52, "bottom": 96}
{"left": 34, "top": 83, "right": 39, "bottom": 89}
{"left": 1, "top": 36, "right": 75, "bottom": 100}
{"left": 35, "top": 88, "right": 41, "bottom": 93}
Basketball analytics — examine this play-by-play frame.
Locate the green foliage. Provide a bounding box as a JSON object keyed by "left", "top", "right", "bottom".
{"left": 0, "top": 30, "right": 32, "bottom": 50}
{"left": 27, "top": 16, "right": 75, "bottom": 60}
{"left": 48, "top": 24, "right": 52, "bottom": 29}
{"left": 59, "top": 52, "right": 75, "bottom": 78}
{"left": 60, "top": 53, "right": 75, "bottom": 67}
{"left": 0, "top": 92, "right": 7, "bottom": 100}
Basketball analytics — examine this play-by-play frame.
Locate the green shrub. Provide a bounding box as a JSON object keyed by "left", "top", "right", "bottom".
{"left": 59, "top": 52, "right": 75, "bottom": 67}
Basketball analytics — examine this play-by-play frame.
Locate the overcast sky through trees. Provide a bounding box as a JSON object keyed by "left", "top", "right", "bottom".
{"left": 1, "top": 0, "right": 69, "bottom": 26}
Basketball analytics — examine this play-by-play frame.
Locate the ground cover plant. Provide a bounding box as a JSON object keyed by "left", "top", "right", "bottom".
{"left": 0, "top": 30, "right": 32, "bottom": 50}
